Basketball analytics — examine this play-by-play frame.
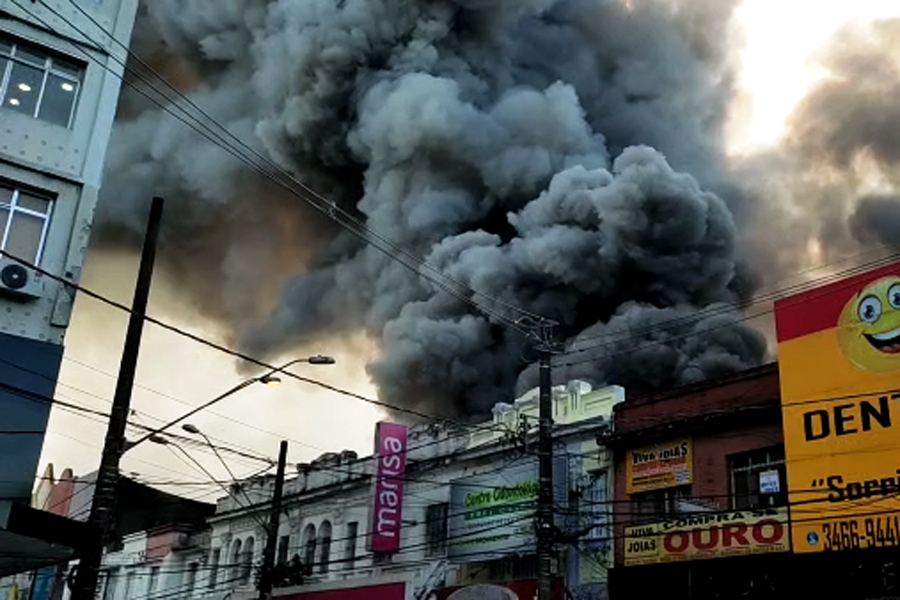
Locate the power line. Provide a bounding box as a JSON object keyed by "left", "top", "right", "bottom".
{"left": 552, "top": 252, "right": 900, "bottom": 373}
{"left": 8, "top": 0, "right": 517, "bottom": 441}
{"left": 49, "top": 0, "right": 550, "bottom": 338}
{"left": 559, "top": 250, "right": 900, "bottom": 354}
{"left": 61, "top": 354, "right": 326, "bottom": 455}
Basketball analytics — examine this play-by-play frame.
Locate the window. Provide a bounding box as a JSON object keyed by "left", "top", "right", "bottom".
{"left": 102, "top": 567, "right": 119, "bottom": 600}
{"left": 123, "top": 571, "right": 135, "bottom": 599}
{"left": 632, "top": 486, "right": 691, "bottom": 523}
{"left": 208, "top": 548, "right": 220, "bottom": 590}
{"left": 344, "top": 521, "right": 359, "bottom": 567}
{"left": 0, "top": 35, "right": 83, "bottom": 127}
{"left": 0, "top": 184, "right": 53, "bottom": 265}
{"left": 147, "top": 566, "right": 160, "bottom": 598}
{"left": 277, "top": 535, "right": 290, "bottom": 566}
{"left": 184, "top": 563, "right": 198, "bottom": 595}
{"left": 583, "top": 471, "right": 609, "bottom": 552}
{"left": 230, "top": 539, "right": 242, "bottom": 584}
{"left": 730, "top": 446, "right": 787, "bottom": 510}
{"left": 301, "top": 524, "right": 316, "bottom": 575}
{"left": 242, "top": 536, "right": 255, "bottom": 584}
{"left": 425, "top": 503, "right": 449, "bottom": 557}
{"left": 318, "top": 521, "right": 332, "bottom": 574}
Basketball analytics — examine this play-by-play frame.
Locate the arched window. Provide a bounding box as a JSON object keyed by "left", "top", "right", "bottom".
{"left": 301, "top": 524, "right": 316, "bottom": 574}
{"left": 230, "top": 539, "right": 242, "bottom": 583}
{"left": 242, "top": 536, "right": 255, "bottom": 584}
{"left": 318, "top": 521, "right": 332, "bottom": 574}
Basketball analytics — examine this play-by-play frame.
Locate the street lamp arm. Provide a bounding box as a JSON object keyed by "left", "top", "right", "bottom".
{"left": 121, "top": 356, "right": 334, "bottom": 454}
{"left": 125, "top": 377, "right": 257, "bottom": 452}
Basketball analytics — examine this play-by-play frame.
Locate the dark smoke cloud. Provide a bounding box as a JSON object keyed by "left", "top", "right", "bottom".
{"left": 850, "top": 196, "right": 900, "bottom": 248}
{"left": 520, "top": 302, "right": 767, "bottom": 396}
{"left": 97, "top": 0, "right": 775, "bottom": 417}
{"left": 787, "top": 19, "right": 900, "bottom": 171}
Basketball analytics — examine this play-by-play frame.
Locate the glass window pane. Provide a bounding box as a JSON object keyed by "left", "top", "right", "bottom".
{"left": 38, "top": 73, "right": 76, "bottom": 126}
{"left": 6, "top": 212, "right": 45, "bottom": 262}
{"left": 16, "top": 192, "right": 51, "bottom": 214}
{"left": 0, "top": 40, "right": 12, "bottom": 56}
{"left": 12, "top": 45, "right": 46, "bottom": 67}
{"left": 50, "top": 57, "right": 82, "bottom": 79}
{"left": 4, "top": 62, "right": 43, "bottom": 116}
{"left": 0, "top": 56, "right": 8, "bottom": 88}
{"left": 0, "top": 208, "right": 10, "bottom": 241}
{"left": 0, "top": 187, "right": 12, "bottom": 207}
{"left": 734, "top": 472, "right": 750, "bottom": 509}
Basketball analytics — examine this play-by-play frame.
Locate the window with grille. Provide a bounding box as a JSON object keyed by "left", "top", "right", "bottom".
{"left": 184, "top": 563, "right": 198, "bottom": 595}
{"left": 583, "top": 471, "right": 610, "bottom": 552}
{"left": 208, "top": 548, "right": 220, "bottom": 590}
{"left": 425, "top": 502, "right": 449, "bottom": 557}
{"left": 0, "top": 35, "right": 83, "bottom": 127}
{"left": 344, "top": 521, "right": 358, "bottom": 567}
{"left": 148, "top": 566, "right": 160, "bottom": 598}
{"left": 0, "top": 183, "right": 52, "bottom": 265}
{"left": 277, "top": 535, "right": 290, "bottom": 566}
{"left": 318, "top": 521, "right": 332, "bottom": 574}
{"left": 242, "top": 537, "right": 255, "bottom": 584}
{"left": 632, "top": 486, "right": 691, "bottom": 523}
{"left": 730, "top": 445, "right": 787, "bottom": 510}
{"left": 301, "top": 524, "right": 316, "bottom": 575}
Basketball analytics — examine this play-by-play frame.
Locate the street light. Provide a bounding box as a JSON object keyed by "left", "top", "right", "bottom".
{"left": 123, "top": 355, "right": 335, "bottom": 453}
{"left": 147, "top": 434, "right": 269, "bottom": 527}
{"left": 182, "top": 422, "right": 241, "bottom": 484}
{"left": 259, "top": 355, "right": 335, "bottom": 386}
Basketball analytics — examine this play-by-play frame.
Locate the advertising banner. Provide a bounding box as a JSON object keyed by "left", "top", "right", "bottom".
{"left": 447, "top": 457, "right": 567, "bottom": 562}
{"left": 623, "top": 507, "right": 789, "bottom": 566}
{"left": 775, "top": 261, "right": 900, "bottom": 553}
{"left": 369, "top": 421, "right": 408, "bottom": 554}
{"left": 625, "top": 438, "right": 692, "bottom": 493}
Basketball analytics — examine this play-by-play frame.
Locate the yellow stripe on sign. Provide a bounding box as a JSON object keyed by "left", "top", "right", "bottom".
{"left": 779, "top": 330, "right": 900, "bottom": 554}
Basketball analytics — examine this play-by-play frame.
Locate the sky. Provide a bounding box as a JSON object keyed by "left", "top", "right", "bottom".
{"left": 35, "top": 0, "right": 900, "bottom": 501}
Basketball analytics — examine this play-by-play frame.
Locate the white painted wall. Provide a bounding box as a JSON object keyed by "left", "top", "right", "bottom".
{"left": 208, "top": 382, "right": 623, "bottom": 600}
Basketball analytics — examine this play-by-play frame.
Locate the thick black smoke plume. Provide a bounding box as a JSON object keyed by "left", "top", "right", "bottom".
{"left": 98, "top": 0, "right": 777, "bottom": 417}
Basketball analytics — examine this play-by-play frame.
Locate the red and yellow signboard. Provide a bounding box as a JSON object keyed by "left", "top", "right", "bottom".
{"left": 625, "top": 437, "right": 692, "bottom": 494}
{"left": 623, "top": 508, "right": 789, "bottom": 566}
{"left": 775, "top": 261, "right": 900, "bottom": 553}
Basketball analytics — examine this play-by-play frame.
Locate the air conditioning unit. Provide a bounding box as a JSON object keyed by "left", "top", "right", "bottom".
{"left": 0, "top": 259, "right": 44, "bottom": 299}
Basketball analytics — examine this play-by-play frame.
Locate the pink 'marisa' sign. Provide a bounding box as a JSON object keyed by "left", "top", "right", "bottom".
{"left": 370, "top": 421, "right": 408, "bottom": 553}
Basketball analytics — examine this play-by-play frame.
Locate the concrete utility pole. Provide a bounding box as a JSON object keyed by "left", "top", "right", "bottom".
{"left": 536, "top": 327, "right": 554, "bottom": 600}
{"left": 71, "top": 197, "right": 163, "bottom": 600}
{"left": 258, "top": 440, "right": 288, "bottom": 600}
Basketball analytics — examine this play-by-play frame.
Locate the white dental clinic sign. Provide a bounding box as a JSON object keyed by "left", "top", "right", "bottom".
{"left": 369, "top": 421, "right": 408, "bottom": 553}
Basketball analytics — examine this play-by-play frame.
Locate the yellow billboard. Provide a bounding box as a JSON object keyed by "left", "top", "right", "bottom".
{"left": 775, "top": 261, "right": 900, "bottom": 553}
{"left": 626, "top": 437, "right": 692, "bottom": 493}
{"left": 624, "top": 508, "right": 789, "bottom": 566}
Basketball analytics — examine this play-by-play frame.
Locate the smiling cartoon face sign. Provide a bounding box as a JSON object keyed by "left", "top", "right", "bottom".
{"left": 836, "top": 276, "right": 900, "bottom": 372}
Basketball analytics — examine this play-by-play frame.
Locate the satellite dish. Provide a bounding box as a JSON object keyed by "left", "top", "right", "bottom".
{"left": 447, "top": 584, "right": 519, "bottom": 600}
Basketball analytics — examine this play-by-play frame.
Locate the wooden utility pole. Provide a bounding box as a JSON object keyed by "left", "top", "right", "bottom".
{"left": 258, "top": 440, "right": 288, "bottom": 600}
{"left": 71, "top": 197, "right": 163, "bottom": 600}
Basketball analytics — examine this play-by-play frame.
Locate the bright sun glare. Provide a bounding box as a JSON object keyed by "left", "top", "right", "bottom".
{"left": 730, "top": 0, "right": 900, "bottom": 155}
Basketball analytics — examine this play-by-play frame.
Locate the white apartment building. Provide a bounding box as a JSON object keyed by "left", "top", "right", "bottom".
{"left": 88, "top": 527, "right": 210, "bottom": 600}
{"left": 190, "top": 381, "right": 624, "bottom": 600}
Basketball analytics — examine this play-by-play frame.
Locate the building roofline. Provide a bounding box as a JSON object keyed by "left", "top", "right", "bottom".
{"left": 615, "top": 362, "right": 779, "bottom": 411}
